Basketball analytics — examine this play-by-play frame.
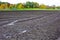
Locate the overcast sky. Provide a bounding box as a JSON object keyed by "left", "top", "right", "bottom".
{"left": 0, "top": 0, "right": 60, "bottom": 6}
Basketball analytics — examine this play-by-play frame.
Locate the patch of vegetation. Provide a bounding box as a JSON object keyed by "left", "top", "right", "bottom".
{"left": 0, "top": 1, "right": 60, "bottom": 10}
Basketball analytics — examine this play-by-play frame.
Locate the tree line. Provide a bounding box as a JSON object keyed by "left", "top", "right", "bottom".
{"left": 0, "top": 1, "right": 60, "bottom": 10}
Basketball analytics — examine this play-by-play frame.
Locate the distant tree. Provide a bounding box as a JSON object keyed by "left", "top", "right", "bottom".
{"left": 0, "top": 1, "right": 58, "bottom": 10}
{"left": 0, "top": 5, "right": 3, "bottom": 9}
{"left": 8, "top": 4, "right": 13, "bottom": 9}
{"left": 40, "top": 4, "right": 47, "bottom": 9}
{"left": 0, "top": 4, "right": 6, "bottom": 9}
{"left": 24, "top": 1, "right": 31, "bottom": 8}
{"left": 56, "top": 6, "right": 60, "bottom": 9}
{"left": 33, "top": 2, "right": 39, "bottom": 8}
{"left": 52, "top": 5, "right": 56, "bottom": 9}
{"left": 0, "top": 1, "right": 2, "bottom": 5}
{"left": 24, "top": 1, "right": 39, "bottom": 8}
{"left": 0, "top": 2, "right": 10, "bottom": 9}
{"left": 16, "top": 3, "right": 24, "bottom": 9}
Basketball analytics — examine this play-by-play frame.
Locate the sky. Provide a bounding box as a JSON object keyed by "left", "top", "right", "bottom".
{"left": 0, "top": 0, "right": 60, "bottom": 6}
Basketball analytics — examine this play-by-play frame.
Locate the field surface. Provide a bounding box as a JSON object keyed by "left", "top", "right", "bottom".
{"left": 0, "top": 10, "right": 60, "bottom": 40}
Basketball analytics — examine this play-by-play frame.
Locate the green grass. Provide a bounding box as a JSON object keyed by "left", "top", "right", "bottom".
{"left": 16, "top": 8, "right": 60, "bottom": 10}
{"left": 0, "top": 8, "right": 60, "bottom": 11}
